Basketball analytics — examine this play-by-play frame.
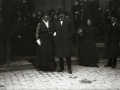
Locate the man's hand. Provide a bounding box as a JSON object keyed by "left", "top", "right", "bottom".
{"left": 53, "top": 32, "right": 56, "bottom": 36}
{"left": 36, "top": 39, "right": 42, "bottom": 46}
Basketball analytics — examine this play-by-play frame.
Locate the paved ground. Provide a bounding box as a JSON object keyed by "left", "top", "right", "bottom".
{"left": 0, "top": 56, "right": 120, "bottom": 90}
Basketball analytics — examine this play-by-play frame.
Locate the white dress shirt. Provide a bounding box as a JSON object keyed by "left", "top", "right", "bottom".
{"left": 60, "top": 21, "right": 63, "bottom": 25}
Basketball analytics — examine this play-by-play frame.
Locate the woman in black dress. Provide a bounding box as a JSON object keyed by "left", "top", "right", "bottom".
{"left": 78, "top": 18, "right": 99, "bottom": 67}
{"left": 36, "top": 12, "right": 56, "bottom": 71}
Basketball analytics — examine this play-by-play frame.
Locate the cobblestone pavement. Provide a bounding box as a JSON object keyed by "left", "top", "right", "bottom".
{"left": 0, "top": 61, "right": 120, "bottom": 90}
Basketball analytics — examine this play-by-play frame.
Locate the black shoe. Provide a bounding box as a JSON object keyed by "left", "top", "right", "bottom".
{"left": 95, "top": 65, "right": 99, "bottom": 68}
{"left": 104, "top": 64, "right": 112, "bottom": 67}
{"left": 112, "top": 66, "right": 116, "bottom": 69}
{"left": 58, "top": 69, "right": 64, "bottom": 72}
{"left": 68, "top": 70, "right": 72, "bottom": 74}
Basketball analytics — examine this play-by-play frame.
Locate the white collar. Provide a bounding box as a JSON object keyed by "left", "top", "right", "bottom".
{"left": 43, "top": 20, "right": 49, "bottom": 28}
{"left": 112, "top": 22, "right": 116, "bottom": 26}
{"left": 59, "top": 19, "right": 64, "bottom": 25}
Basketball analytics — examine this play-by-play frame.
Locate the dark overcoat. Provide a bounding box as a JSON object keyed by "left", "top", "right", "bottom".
{"left": 36, "top": 21, "right": 56, "bottom": 70}
{"left": 52, "top": 18, "right": 75, "bottom": 58}
{"left": 79, "top": 26, "right": 99, "bottom": 65}
{"left": 105, "top": 23, "right": 120, "bottom": 58}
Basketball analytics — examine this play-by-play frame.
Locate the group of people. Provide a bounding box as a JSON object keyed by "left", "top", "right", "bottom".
{"left": 8, "top": 0, "right": 120, "bottom": 73}
{"left": 36, "top": 10, "right": 75, "bottom": 74}
{"left": 35, "top": 5, "right": 120, "bottom": 74}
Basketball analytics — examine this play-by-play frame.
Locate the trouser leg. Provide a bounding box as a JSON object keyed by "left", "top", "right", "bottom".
{"left": 107, "top": 58, "right": 112, "bottom": 66}
{"left": 59, "top": 58, "right": 64, "bottom": 70}
{"left": 113, "top": 58, "right": 117, "bottom": 66}
{"left": 66, "top": 57, "right": 71, "bottom": 70}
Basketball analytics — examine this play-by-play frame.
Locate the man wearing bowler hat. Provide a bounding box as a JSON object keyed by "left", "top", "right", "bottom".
{"left": 104, "top": 15, "right": 120, "bottom": 69}
{"left": 52, "top": 8, "right": 75, "bottom": 74}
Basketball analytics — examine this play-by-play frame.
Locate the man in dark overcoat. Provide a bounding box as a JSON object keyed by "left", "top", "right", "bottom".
{"left": 104, "top": 16, "right": 120, "bottom": 69}
{"left": 52, "top": 8, "right": 75, "bottom": 74}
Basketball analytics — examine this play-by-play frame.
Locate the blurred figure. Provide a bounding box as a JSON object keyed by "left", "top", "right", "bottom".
{"left": 50, "top": 9, "right": 56, "bottom": 19}
{"left": 50, "top": 9, "right": 55, "bottom": 15}
{"left": 104, "top": 16, "right": 120, "bottom": 69}
{"left": 53, "top": 13, "right": 58, "bottom": 20}
{"left": 29, "top": 12, "right": 38, "bottom": 37}
{"left": 37, "top": 10, "right": 42, "bottom": 23}
{"left": 106, "top": 9, "right": 111, "bottom": 23}
{"left": 71, "top": 0, "right": 82, "bottom": 55}
{"left": 10, "top": 10, "right": 24, "bottom": 54}
{"left": 91, "top": 0, "right": 101, "bottom": 27}
{"left": 78, "top": 0, "right": 83, "bottom": 6}
{"left": 50, "top": 13, "right": 58, "bottom": 22}
{"left": 78, "top": 18, "right": 99, "bottom": 67}
{"left": 71, "top": 0, "right": 81, "bottom": 30}
{"left": 65, "top": 11, "right": 72, "bottom": 20}
{"left": 36, "top": 11, "right": 56, "bottom": 71}
{"left": 25, "top": 11, "right": 38, "bottom": 55}
{"left": 81, "top": 0, "right": 100, "bottom": 27}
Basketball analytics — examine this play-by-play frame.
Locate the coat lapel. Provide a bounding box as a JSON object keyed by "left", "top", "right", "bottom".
{"left": 61, "top": 19, "right": 67, "bottom": 29}
{"left": 56, "top": 20, "right": 62, "bottom": 29}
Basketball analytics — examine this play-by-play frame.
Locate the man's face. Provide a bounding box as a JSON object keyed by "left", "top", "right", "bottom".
{"left": 75, "top": 1, "right": 79, "bottom": 5}
{"left": 54, "top": 15, "right": 58, "bottom": 20}
{"left": 38, "top": 12, "right": 42, "bottom": 16}
{"left": 59, "top": 13, "right": 65, "bottom": 20}
{"left": 87, "top": 19, "right": 91, "bottom": 26}
{"left": 111, "top": 17, "right": 116, "bottom": 23}
{"left": 32, "top": 13, "right": 36, "bottom": 18}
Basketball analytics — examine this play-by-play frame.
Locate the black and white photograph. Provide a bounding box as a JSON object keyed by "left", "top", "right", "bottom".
{"left": 0, "top": 0, "right": 120, "bottom": 90}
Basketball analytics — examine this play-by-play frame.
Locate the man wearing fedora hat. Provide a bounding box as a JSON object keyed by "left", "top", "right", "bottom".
{"left": 52, "top": 8, "right": 75, "bottom": 74}
{"left": 104, "top": 15, "right": 120, "bottom": 69}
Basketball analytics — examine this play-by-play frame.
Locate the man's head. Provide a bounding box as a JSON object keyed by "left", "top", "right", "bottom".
{"left": 37, "top": 10, "right": 42, "bottom": 16}
{"left": 111, "top": 16, "right": 117, "bottom": 24}
{"left": 58, "top": 8, "right": 65, "bottom": 20}
{"left": 53, "top": 13, "right": 58, "bottom": 20}
{"left": 58, "top": 13, "right": 65, "bottom": 20}
{"left": 75, "top": 0, "right": 79, "bottom": 6}
{"left": 32, "top": 12, "right": 37, "bottom": 18}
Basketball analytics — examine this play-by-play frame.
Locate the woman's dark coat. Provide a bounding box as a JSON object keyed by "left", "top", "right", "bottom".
{"left": 36, "top": 21, "right": 56, "bottom": 71}
{"left": 79, "top": 26, "right": 99, "bottom": 66}
{"left": 105, "top": 23, "right": 120, "bottom": 58}
{"left": 52, "top": 18, "right": 75, "bottom": 58}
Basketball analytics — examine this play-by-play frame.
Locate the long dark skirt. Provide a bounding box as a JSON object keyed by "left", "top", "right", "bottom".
{"left": 36, "top": 33, "right": 56, "bottom": 71}
{"left": 79, "top": 40, "right": 99, "bottom": 66}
